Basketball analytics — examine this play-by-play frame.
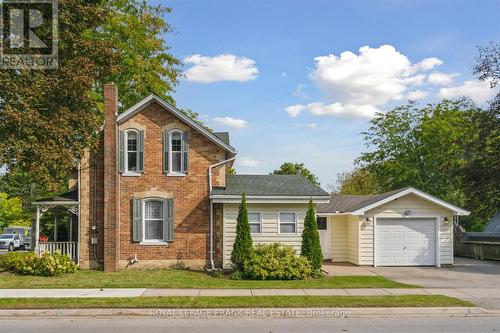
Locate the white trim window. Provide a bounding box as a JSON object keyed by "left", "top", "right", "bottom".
{"left": 279, "top": 212, "right": 297, "bottom": 234}
{"left": 143, "top": 199, "right": 164, "bottom": 241}
{"left": 248, "top": 212, "right": 262, "bottom": 234}
{"left": 125, "top": 130, "right": 138, "bottom": 173}
{"left": 164, "top": 129, "right": 189, "bottom": 175}
{"left": 170, "top": 130, "right": 182, "bottom": 173}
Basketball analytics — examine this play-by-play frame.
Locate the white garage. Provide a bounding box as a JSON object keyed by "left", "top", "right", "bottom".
{"left": 317, "top": 187, "right": 470, "bottom": 267}
{"left": 375, "top": 218, "right": 437, "bottom": 266}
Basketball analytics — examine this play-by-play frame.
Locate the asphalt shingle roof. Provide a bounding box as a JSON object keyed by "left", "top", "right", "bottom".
{"left": 211, "top": 174, "right": 330, "bottom": 197}
{"left": 33, "top": 189, "right": 79, "bottom": 203}
{"left": 213, "top": 132, "right": 230, "bottom": 145}
{"left": 317, "top": 188, "right": 409, "bottom": 213}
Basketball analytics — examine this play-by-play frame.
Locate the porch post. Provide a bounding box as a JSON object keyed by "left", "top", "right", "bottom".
{"left": 35, "top": 206, "right": 40, "bottom": 253}
{"left": 69, "top": 213, "right": 73, "bottom": 242}
{"left": 54, "top": 214, "right": 58, "bottom": 242}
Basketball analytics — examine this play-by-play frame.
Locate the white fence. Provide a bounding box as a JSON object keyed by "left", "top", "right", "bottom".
{"left": 37, "top": 242, "right": 77, "bottom": 261}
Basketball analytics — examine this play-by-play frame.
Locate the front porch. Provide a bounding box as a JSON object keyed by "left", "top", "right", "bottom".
{"left": 32, "top": 190, "right": 79, "bottom": 262}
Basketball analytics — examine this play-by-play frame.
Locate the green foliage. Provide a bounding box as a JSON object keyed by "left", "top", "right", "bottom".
{"left": 230, "top": 193, "right": 253, "bottom": 272}
{"left": 243, "top": 243, "right": 312, "bottom": 280}
{"left": 0, "top": 252, "right": 32, "bottom": 272}
{"left": 356, "top": 99, "right": 499, "bottom": 230}
{"left": 0, "top": 193, "right": 31, "bottom": 232}
{"left": 301, "top": 200, "right": 323, "bottom": 270}
{"left": 0, "top": 252, "right": 78, "bottom": 277}
{"left": 0, "top": 0, "right": 182, "bottom": 189}
{"left": 271, "top": 162, "right": 320, "bottom": 185}
{"left": 101, "top": 0, "right": 182, "bottom": 111}
{"left": 330, "top": 168, "right": 381, "bottom": 195}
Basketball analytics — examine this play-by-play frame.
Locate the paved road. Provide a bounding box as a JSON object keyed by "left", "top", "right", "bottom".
{"left": 1, "top": 317, "right": 499, "bottom": 333}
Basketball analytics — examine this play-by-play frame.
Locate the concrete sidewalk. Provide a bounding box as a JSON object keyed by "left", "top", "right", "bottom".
{"left": 0, "top": 288, "right": 498, "bottom": 300}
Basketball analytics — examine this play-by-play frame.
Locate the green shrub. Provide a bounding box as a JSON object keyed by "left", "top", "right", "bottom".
{"left": 243, "top": 243, "right": 312, "bottom": 280}
{"left": 301, "top": 200, "right": 323, "bottom": 271}
{"left": 0, "top": 252, "right": 34, "bottom": 271}
{"left": 0, "top": 251, "right": 78, "bottom": 276}
{"left": 231, "top": 193, "right": 253, "bottom": 272}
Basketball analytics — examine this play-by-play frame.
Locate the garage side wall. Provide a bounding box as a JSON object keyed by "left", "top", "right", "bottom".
{"left": 363, "top": 193, "right": 454, "bottom": 265}
{"left": 330, "top": 216, "right": 348, "bottom": 262}
{"left": 222, "top": 203, "right": 308, "bottom": 268}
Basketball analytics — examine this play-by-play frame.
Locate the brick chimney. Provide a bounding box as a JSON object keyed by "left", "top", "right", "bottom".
{"left": 103, "top": 83, "right": 119, "bottom": 272}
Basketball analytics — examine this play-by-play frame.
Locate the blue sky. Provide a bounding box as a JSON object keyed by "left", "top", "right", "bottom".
{"left": 152, "top": 0, "right": 499, "bottom": 188}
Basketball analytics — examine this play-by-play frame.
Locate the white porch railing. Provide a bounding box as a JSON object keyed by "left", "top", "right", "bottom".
{"left": 37, "top": 242, "right": 77, "bottom": 261}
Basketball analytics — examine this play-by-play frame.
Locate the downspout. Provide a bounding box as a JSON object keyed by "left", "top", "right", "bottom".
{"left": 208, "top": 157, "right": 235, "bottom": 270}
{"left": 77, "top": 161, "right": 81, "bottom": 266}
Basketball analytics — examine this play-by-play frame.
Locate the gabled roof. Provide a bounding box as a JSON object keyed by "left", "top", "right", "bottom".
{"left": 317, "top": 187, "right": 470, "bottom": 216}
{"left": 116, "top": 94, "right": 236, "bottom": 154}
{"left": 213, "top": 132, "right": 230, "bottom": 145}
{"left": 32, "top": 190, "right": 79, "bottom": 205}
{"left": 211, "top": 174, "right": 330, "bottom": 203}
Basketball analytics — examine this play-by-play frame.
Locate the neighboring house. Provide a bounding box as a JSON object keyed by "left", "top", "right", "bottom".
{"left": 30, "top": 84, "right": 470, "bottom": 271}
{"left": 316, "top": 188, "right": 470, "bottom": 267}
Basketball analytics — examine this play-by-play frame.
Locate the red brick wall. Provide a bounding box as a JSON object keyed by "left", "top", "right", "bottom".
{"left": 118, "top": 101, "right": 225, "bottom": 268}
{"left": 103, "top": 83, "right": 119, "bottom": 271}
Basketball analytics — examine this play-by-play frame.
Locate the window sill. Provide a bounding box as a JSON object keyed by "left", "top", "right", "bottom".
{"left": 139, "top": 241, "right": 170, "bottom": 246}
{"left": 122, "top": 172, "right": 141, "bottom": 177}
{"left": 167, "top": 172, "right": 186, "bottom": 177}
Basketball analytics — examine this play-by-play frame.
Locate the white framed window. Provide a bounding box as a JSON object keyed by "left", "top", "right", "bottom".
{"left": 125, "top": 130, "right": 139, "bottom": 173}
{"left": 143, "top": 199, "right": 164, "bottom": 241}
{"left": 170, "top": 130, "right": 183, "bottom": 174}
{"left": 248, "top": 212, "right": 262, "bottom": 234}
{"left": 279, "top": 212, "right": 297, "bottom": 234}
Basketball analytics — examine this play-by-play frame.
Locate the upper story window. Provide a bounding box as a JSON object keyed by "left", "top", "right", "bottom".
{"left": 119, "top": 129, "right": 144, "bottom": 174}
{"left": 126, "top": 130, "right": 138, "bottom": 172}
{"left": 163, "top": 129, "right": 189, "bottom": 175}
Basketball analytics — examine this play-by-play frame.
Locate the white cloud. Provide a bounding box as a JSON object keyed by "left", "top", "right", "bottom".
{"left": 428, "top": 72, "right": 459, "bottom": 85}
{"left": 407, "top": 90, "right": 428, "bottom": 100}
{"left": 286, "top": 45, "right": 441, "bottom": 119}
{"left": 281, "top": 72, "right": 287, "bottom": 77}
{"left": 306, "top": 123, "right": 317, "bottom": 128}
{"left": 284, "top": 104, "right": 306, "bottom": 117}
{"left": 184, "top": 54, "right": 258, "bottom": 83}
{"left": 439, "top": 80, "right": 495, "bottom": 103}
{"left": 415, "top": 57, "right": 443, "bottom": 71}
{"left": 237, "top": 157, "right": 260, "bottom": 168}
{"left": 213, "top": 116, "right": 247, "bottom": 128}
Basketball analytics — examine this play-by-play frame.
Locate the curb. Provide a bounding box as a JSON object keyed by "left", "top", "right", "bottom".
{"left": 0, "top": 307, "right": 496, "bottom": 319}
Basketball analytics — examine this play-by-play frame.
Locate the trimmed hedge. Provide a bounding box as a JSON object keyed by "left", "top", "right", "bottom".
{"left": 243, "top": 243, "right": 312, "bottom": 280}
{"left": 0, "top": 251, "right": 78, "bottom": 276}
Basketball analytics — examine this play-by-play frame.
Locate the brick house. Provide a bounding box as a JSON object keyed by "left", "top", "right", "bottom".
{"left": 31, "top": 83, "right": 468, "bottom": 271}
{"left": 31, "top": 83, "right": 330, "bottom": 271}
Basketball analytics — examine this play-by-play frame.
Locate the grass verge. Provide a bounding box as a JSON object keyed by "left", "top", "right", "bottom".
{"left": 0, "top": 269, "right": 417, "bottom": 289}
{"left": 0, "top": 295, "right": 473, "bottom": 309}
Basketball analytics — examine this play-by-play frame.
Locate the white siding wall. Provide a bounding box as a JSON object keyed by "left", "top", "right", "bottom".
{"left": 347, "top": 215, "right": 359, "bottom": 264}
{"left": 362, "top": 193, "right": 454, "bottom": 265}
{"left": 330, "top": 216, "right": 348, "bottom": 262}
{"left": 222, "top": 203, "right": 308, "bottom": 268}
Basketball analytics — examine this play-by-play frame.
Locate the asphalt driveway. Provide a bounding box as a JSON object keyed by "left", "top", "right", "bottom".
{"left": 367, "top": 257, "right": 500, "bottom": 310}
{"left": 367, "top": 257, "right": 500, "bottom": 288}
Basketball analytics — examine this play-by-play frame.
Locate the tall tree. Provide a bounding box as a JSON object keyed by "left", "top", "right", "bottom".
{"left": 301, "top": 200, "right": 323, "bottom": 271}
{"left": 231, "top": 193, "right": 253, "bottom": 272}
{"left": 329, "top": 168, "right": 381, "bottom": 195}
{"left": 473, "top": 42, "right": 500, "bottom": 104}
{"left": 272, "top": 162, "right": 320, "bottom": 185}
{"left": 0, "top": 193, "right": 31, "bottom": 231}
{"left": 0, "top": 0, "right": 182, "bottom": 190}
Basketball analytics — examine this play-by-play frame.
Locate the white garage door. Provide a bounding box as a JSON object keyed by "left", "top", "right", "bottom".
{"left": 376, "top": 218, "right": 436, "bottom": 266}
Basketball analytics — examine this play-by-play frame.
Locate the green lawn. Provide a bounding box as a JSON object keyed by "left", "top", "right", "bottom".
{"left": 0, "top": 269, "right": 417, "bottom": 289}
{"left": 0, "top": 295, "right": 473, "bottom": 309}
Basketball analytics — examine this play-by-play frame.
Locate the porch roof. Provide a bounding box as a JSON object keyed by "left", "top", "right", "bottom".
{"left": 32, "top": 189, "right": 78, "bottom": 206}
